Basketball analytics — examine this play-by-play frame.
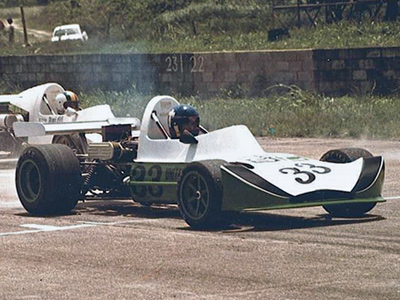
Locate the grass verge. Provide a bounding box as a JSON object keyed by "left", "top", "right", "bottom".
{"left": 80, "top": 85, "right": 400, "bottom": 139}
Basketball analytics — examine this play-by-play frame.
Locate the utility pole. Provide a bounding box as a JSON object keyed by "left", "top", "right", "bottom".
{"left": 20, "top": 6, "right": 30, "bottom": 46}
{"left": 297, "top": 0, "right": 301, "bottom": 28}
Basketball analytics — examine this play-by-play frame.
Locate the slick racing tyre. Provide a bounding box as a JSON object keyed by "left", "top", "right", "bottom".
{"left": 320, "top": 148, "right": 376, "bottom": 217}
{"left": 177, "top": 160, "right": 226, "bottom": 229}
{"left": 16, "top": 144, "right": 81, "bottom": 215}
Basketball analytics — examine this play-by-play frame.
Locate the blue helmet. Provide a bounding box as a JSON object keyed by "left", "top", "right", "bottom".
{"left": 168, "top": 104, "right": 200, "bottom": 138}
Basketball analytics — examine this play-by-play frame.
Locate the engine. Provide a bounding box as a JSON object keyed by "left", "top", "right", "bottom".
{"left": 87, "top": 141, "right": 137, "bottom": 162}
{"left": 81, "top": 124, "right": 138, "bottom": 199}
{"left": 87, "top": 124, "right": 138, "bottom": 162}
{"left": 0, "top": 113, "right": 24, "bottom": 129}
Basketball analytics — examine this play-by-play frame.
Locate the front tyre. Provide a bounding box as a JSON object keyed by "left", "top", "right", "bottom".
{"left": 320, "top": 148, "right": 376, "bottom": 217}
{"left": 177, "top": 160, "right": 225, "bottom": 229}
{"left": 16, "top": 144, "right": 82, "bottom": 215}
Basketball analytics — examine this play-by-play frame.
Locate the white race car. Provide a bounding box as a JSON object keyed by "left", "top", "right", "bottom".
{"left": 0, "top": 83, "right": 139, "bottom": 155}
{"left": 14, "top": 96, "right": 385, "bottom": 229}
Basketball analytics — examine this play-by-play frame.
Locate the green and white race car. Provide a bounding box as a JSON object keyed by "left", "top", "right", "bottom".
{"left": 14, "top": 96, "right": 385, "bottom": 229}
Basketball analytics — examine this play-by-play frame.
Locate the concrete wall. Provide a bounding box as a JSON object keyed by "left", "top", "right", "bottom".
{"left": 0, "top": 47, "right": 399, "bottom": 96}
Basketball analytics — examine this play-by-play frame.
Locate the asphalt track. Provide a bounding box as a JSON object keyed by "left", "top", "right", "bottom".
{"left": 1, "top": 138, "right": 400, "bottom": 300}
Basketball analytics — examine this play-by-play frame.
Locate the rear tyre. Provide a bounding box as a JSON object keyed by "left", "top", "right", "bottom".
{"left": 320, "top": 148, "right": 376, "bottom": 217}
{"left": 15, "top": 144, "right": 81, "bottom": 215}
{"left": 177, "top": 160, "right": 226, "bottom": 229}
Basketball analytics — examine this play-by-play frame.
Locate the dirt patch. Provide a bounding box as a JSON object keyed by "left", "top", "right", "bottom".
{"left": 12, "top": 18, "right": 52, "bottom": 41}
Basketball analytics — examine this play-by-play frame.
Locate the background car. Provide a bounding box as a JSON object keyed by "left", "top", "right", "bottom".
{"left": 51, "top": 24, "right": 88, "bottom": 42}
{"left": 0, "top": 83, "right": 139, "bottom": 156}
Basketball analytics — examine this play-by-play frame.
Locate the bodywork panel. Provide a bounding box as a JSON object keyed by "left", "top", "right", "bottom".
{"left": 236, "top": 154, "right": 363, "bottom": 196}
{"left": 220, "top": 157, "right": 385, "bottom": 211}
{"left": 130, "top": 162, "right": 186, "bottom": 204}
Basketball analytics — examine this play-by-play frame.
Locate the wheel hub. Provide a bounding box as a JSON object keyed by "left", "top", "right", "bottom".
{"left": 195, "top": 190, "right": 201, "bottom": 200}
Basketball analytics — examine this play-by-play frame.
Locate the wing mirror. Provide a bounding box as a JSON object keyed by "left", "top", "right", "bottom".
{"left": 179, "top": 130, "right": 198, "bottom": 144}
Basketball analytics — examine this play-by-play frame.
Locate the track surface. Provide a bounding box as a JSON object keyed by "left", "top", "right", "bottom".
{"left": 1, "top": 138, "right": 400, "bottom": 299}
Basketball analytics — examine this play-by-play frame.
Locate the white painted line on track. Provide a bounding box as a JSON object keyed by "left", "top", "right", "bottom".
{"left": 385, "top": 196, "right": 400, "bottom": 200}
{"left": 0, "top": 220, "right": 144, "bottom": 237}
{"left": 0, "top": 223, "right": 95, "bottom": 237}
{"left": 81, "top": 220, "right": 148, "bottom": 226}
{"left": 20, "top": 223, "right": 95, "bottom": 231}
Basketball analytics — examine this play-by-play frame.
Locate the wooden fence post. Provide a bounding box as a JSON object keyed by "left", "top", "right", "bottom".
{"left": 20, "top": 6, "right": 30, "bottom": 46}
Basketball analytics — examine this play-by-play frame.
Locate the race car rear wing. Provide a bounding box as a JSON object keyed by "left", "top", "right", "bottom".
{"left": 13, "top": 117, "right": 141, "bottom": 138}
{"left": 0, "top": 95, "right": 23, "bottom": 103}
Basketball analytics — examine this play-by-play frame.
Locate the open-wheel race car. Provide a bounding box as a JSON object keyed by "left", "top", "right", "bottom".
{"left": 14, "top": 96, "right": 385, "bottom": 229}
{"left": 0, "top": 83, "right": 139, "bottom": 156}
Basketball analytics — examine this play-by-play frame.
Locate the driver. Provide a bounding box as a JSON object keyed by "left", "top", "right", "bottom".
{"left": 167, "top": 104, "right": 200, "bottom": 138}
{"left": 55, "top": 91, "right": 80, "bottom": 115}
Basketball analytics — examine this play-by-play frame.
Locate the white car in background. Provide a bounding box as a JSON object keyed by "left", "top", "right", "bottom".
{"left": 51, "top": 24, "right": 88, "bottom": 42}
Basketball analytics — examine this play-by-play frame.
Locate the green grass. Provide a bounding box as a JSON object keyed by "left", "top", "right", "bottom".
{"left": 3, "top": 20, "right": 400, "bottom": 56}
{"left": 2, "top": 3, "right": 400, "bottom": 55}
{"left": 79, "top": 86, "right": 400, "bottom": 139}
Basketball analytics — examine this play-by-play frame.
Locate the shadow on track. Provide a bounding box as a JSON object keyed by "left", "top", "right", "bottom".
{"left": 220, "top": 211, "right": 385, "bottom": 233}
{"left": 15, "top": 201, "right": 385, "bottom": 232}
{"left": 14, "top": 201, "right": 181, "bottom": 219}
{"left": 74, "top": 200, "right": 182, "bottom": 220}
{"left": 75, "top": 200, "right": 385, "bottom": 232}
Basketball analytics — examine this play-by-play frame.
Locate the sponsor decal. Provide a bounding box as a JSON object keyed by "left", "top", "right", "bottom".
{"left": 247, "top": 155, "right": 309, "bottom": 163}
{"left": 39, "top": 115, "right": 64, "bottom": 123}
{"left": 166, "top": 167, "right": 183, "bottom": 182}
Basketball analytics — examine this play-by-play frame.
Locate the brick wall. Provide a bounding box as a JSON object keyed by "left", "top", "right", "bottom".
{"left": 313, "top": 47, "right": 400, "bottom": 95}
{"left": 192, "top": 50, "right": 314, "bottom": 96}
{"left": 0, "top": 47, "right": 399, "bottom": 96}
{"left": 0, "top": 54, "right": 163, "bottom": 93}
